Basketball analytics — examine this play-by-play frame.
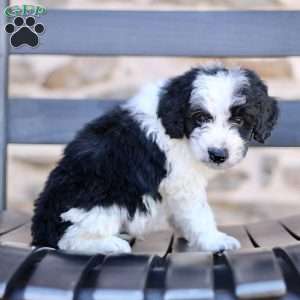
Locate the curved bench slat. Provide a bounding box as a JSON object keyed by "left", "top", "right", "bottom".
{"left": 276, "top": 244, "right": 300, "bottom": 278}
{"left": 225, "top": 248, "right": 286, "bottom": 299}
{"left": 0, "top": 246, "right": 33, "bottom": 298}
{"left": 164, "top": 252, "right": 214, "bottom": 300}
{"left": 74, "top": 254, "right": 106, "bottom": 300}
{"left": 15, "top": 251, "right": 92, "bottom": 300}
{"left": 91, "top": 254, "right": 154, "bottom": 300}
{"left": 1, "top": 243, "right": 298, "bottom": 299}
{"left": 2, "top": 248, "right": 49, "bottom": 300}
{"left": 246, "top": 220, "right": 298, "bottom": 248}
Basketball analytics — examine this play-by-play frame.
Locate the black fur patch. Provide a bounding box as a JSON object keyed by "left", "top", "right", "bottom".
{"left": 157, "top": 68, "right": 199, "bottom": 139}
{"left": 31, "top": 107, "right": 167, "bottom": 248}
{"left": 240, "top": 69, "right": 279, "bottom": 143}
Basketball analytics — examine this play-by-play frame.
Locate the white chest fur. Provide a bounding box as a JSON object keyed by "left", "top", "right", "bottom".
{"left": 127, "top": 139, "right": 210, "bottom": 237}
{"left": 160, "top": 138, "right": 208, "bottom": 200}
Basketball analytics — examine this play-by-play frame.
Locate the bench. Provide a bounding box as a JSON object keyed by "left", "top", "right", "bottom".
{"left": 1, "top": 3, "right": 300, "bottom": 300}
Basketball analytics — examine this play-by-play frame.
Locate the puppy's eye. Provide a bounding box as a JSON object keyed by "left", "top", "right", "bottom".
{"left": 192, "top": 112, "right": 213, "bottom": 125}
{"left": 231, "top": 117, "right": 244, "bottom": 127}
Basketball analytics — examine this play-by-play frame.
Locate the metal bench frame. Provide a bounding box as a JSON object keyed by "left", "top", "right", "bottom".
{"left": 1, "top": 2, "right": 300, "bottom": 299}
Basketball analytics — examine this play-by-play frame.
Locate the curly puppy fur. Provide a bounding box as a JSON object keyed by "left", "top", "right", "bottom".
{"left": 32, "top": 65, "right": 278, "bottom": 254}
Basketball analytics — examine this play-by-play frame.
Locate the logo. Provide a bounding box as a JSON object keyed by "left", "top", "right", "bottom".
{"left": 4, "top": 5, "right": 46, "bottom": 48}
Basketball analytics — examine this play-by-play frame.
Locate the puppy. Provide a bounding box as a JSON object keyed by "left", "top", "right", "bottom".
{"left": 31, "top": 64, "right": 278, "bottom": 254}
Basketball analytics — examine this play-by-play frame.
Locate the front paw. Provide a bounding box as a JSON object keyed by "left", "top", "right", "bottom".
{"left": 193, "top": 231, "right": 240, "bottom": 252}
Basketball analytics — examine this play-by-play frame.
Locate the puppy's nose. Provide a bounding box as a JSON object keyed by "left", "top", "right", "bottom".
{"left": 208, "top": 147, "right": 228, "bottom": 164}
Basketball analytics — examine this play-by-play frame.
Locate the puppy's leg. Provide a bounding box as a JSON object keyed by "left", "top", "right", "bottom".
{"left": 166, "top": 188, "right": 240, "bottom": 252}
{"left": 57, "top": 207, "right": 131, "bottom": 255}
{"left": 58, "top": 234, "right": 131, "bottom": 255}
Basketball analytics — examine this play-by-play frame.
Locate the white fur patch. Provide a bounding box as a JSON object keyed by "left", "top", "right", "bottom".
{"left": 58, "top": 197, "right": 165, "bottom": 253}
{"left": 126, "top": 195, "right": 167, "bottom": 237}
{"left": 60, "top": 206, "right": 125, "bottom": 236}
{"left": 189, "top": 68, "right": 249, "bottom": 168}
{"left": 123, "top": 81, "right": 170, "bottom": 153}
{"left": 58, "top": 206, "right": 130, "bottom": 253}
{"left": 191, "top": 67, "right": 248, "bottom": 111}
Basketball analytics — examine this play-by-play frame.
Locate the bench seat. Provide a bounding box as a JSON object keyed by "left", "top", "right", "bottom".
{"left": 1, "top": 211, "right": 300, "bottom": 300}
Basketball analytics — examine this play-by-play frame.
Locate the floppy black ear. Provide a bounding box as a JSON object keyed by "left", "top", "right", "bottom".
{"left": 158, "top": 69, "right": 198, "bottom": 139}
{"left": 253, "top": 95, "right": 279, "bottom": 143}
{"left": 244, "top": 69, "right": 279, "bottom": 143}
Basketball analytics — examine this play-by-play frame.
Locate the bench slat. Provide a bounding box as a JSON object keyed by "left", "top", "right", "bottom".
{"left": 0, "top": 246, "right": 32, "bottom": 298}
{"left": 280, "top": 215, "right": 300, "bottom": 239}
{"left": 246, "top": 220, "right": 298, "bottom": 248}
{"left": 91, "top": 254, "right": 154, "bottom": 300}
{"left": 1, "top": 248, "right": 49, "bottom": 299}
{"left": 225, "top": 248, "right": 286, "bottom": 299}
{"left": 220, "top": 225, "right": 255, "bottom": 249}
{"left": 172, "top": 237, "right": 194, "bottom": 253}
{"left": 10, "top": 10, "right": 300, "bottom": 57}
{"left": 276, "top": 244, "right": 300, "bottom": 278}
{"left": 17, "top": 251, "right": 92, "bottom": 300}
{"left": 0, "top": 211, "right": 30, "bottom": 236}
{"left": 0, "top": 223, "right": 32, "bottom": 247}
{"left": 74, "top": 254, "right": 106, "bottom": 300}
{"left": 8, "top": 99, "right": 300, "bottom": 146}
{"left": 164, "top": 252, "right": 214, "bottom": 300}
{"left": 8, "top": 98, "right": 120, "bottom": 144}
{"left": 132, "top": 231, "right": 173, "bottom": 256}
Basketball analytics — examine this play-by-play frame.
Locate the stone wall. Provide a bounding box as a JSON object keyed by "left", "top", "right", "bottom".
{"left": 7, "top": 0, "right": 300, "bottom": 225}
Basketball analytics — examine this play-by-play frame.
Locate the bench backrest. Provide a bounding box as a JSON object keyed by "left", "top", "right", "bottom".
{"left": 1, "top": 3, "right": 300, "bottom": 209}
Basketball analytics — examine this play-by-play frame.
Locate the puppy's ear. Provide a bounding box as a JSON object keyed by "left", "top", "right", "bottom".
{"left": 158, "top": 69, "right": 197, "bottom": 139}
{"left": 244, "top": 69, "right": 279, "bottom": 143}
{"left": 253, "top": 95, "right": 279, "bottom": 143}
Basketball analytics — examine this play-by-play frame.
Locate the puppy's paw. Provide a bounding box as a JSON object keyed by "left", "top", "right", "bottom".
{"left": 58, "top": 235, "right": 131, "bottom": 255}
{"left": 194, "top": 231, "right": 240, "bottom": 253}
{"left": 100, "top": 236, "right": 132, "bottom": 254}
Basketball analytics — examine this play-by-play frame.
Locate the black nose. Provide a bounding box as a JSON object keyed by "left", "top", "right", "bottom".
{"left": 208, "top": 147, "right": 228, "bottom": 164}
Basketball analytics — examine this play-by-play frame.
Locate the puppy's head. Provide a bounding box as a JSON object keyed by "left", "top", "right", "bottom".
{"left": 158, "top": 65, "right": 279, "bottom": 169}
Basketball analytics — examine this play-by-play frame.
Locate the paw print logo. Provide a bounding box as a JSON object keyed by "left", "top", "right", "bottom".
{"left": 5, "top": 16, "right": 45, "bottom": 48}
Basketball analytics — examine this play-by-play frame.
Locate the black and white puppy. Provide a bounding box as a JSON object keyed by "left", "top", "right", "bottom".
{"left": 32, "top": 65, "right": 279, "bottom": 254}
